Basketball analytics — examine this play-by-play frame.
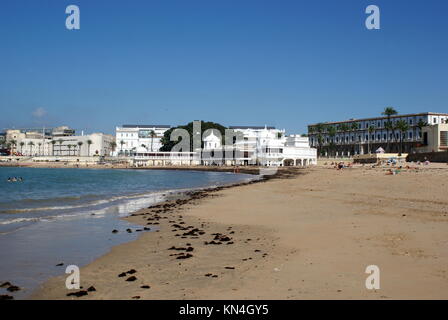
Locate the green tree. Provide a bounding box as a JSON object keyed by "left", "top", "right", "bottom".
{"left": 382, "top": 107, "right": 398, "bottom": 152}
{"left": 149, "top": 130, "right": 157, "bottom": 152}
{"left": 9, "top": 139, "right": 17, "bottom": 155}
{"left": 77, "top": 141, "right": 83, "bottom": 156}
{"left": 87, "top": 139, "right": 93, "bottom": 156}
{"left": 58, "top": 139, "right": 63, "bottom": 156}
{"left": 19, "top": 141, "right": 25, "bottom": 154}
{"left": 327, "top": 126, "right": 337, "bottom": 157}
{"left": 350, "top": 122, "right": 359, "bottom": 154}
{"left": 313, "top": 123, "right": 326, "bottom": 157}
{"left": 160, "top": 121, "right": 227, "bottom": 152}
{"left": 368, "top": 125, "right": 375, "bottom": 154}
{"left": 28, "top": 141, "right": 35, "bottom": 156}
{"left": 416, "top": 119, "right": 428, "bottom": 140}
{"left": 51, "top": 140, "right": 56, "bottom": 156}
{"left": 110, "top": 141, "right": 117, "bottom": 155}
{"left": 396, "top": 120, "right": 410, "bottom": 155}
{"left": 351, "top": 122, "right": 359, "bottom": 131}
{"left": 119, "top": 140, "right": 125, "bottom": 154}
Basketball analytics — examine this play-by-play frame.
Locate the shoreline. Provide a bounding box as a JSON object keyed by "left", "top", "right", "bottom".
{"left": 30, "top": 164, "right": 448, "bottom": 299}
{"left": 27, "top": 167, "right": 303, "bottom": 300}
{"left": 0, "top": 161, "right": 267, "bottom": 176}
{"left": 1, "top": 167, "right": 278, "bottom": 300}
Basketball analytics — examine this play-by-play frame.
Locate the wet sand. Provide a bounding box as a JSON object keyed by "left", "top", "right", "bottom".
{"left": 30, "top": 164, "right": 448, "bottom": 299}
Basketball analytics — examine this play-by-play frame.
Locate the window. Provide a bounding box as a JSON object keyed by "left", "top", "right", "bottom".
{"left": 377, "top": 134, "right": 380, "bottom": 140}
{"left": 441, "top": 132, "right": 448, "bottom": 147}
{"left": 409, "top": 132, "right": 413, "bottom": 139}
{"left": 434, "top": 118, "right": 437, "bottom": 124}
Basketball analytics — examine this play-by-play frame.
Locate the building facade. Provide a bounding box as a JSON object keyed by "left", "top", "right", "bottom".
{"left": 131, "top": 125, "right": 317, "bottom": 167}
{"left": 308, "top": 112, "right": 448, "bottom": 157}
{"left": 115, "top": 124, "right": 171, "bottom": 156}
{"left": 415, "top": 123, "right": 448, "bottom": 153}
{"left": 4, "top": 127, "right": 114, "bottom": 157}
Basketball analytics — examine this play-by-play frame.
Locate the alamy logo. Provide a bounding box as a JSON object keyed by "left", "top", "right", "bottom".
{"left": 365, "top": 265, "right": 380, "bottom": 290}
{"left": 66, "top": 5, "right": 80, "bottom": 30}
{"left": 65, "top": 265, "right": 80, "bottom": 289}
{"left": 365, "top": 5, "right": 380, "bottom": 30}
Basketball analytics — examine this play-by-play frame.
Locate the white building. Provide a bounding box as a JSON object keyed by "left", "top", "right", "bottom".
{"left": 51, "top": 133, "right": 115, "bottom": 157}
{"left": 202, "top": 126, "right": 317, "bottom": 166}
{"left": 131, "top": 125, "right": 317, "bottom": 167}
{"left": 5, "top": 127, "right": 114, "bottom": 157}
{"left": 308, "top": 112, "right": 448, "bottom": 157}
{"left": 115, "top": 124, "right": 171, "bottom": 156}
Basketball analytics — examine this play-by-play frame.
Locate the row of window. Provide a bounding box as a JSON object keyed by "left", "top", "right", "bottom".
{"left": 318, "top": 131, "right": 418, "bottom": 144}
{"left": 315, "top": 116, "right": 448, "bottom": 132}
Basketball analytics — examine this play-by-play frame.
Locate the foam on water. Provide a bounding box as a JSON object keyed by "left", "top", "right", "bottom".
{"left": 0, "top": 167, "right": 257, "bottom": 299}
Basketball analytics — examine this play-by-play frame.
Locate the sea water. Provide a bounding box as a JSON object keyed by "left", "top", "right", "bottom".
{"left": 0, "top": 167, "right": 255, "bottom": 298}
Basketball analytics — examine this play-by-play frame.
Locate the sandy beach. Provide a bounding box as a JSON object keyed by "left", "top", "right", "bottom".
{"left": 30, "top": 163, "right": 448, "bottom": 300}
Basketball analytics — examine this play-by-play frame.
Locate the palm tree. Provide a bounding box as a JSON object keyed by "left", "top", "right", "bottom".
{"left": 77, "top": 141, "right": 83, "bottom": 156}
{"left": 382, "top": 107, "right": 398, "bottom": 152}
{"left": 51, "top": 140, "right": 57, "bottom": 156}
{"left": 38, "top": 142, "right": 42, "bottom": 156}
{"left": 119, "top": 140, "right": 125, "bottom": 155}
{"left": 314, "top": 123, "right": 326, "bottom": 157}
{"left": 9, "top": 139, "right": 17, "bottom": 155}
{"left": 328, "top": 126, "right": 337, "bottom": 157}
{"left": 396, "top": 120, "right": 410, "bottom": 155}
{"left": 67, "top": 144, "right": 72, "bottom": 156}
{"left": 86, "top": 139, "right": 93, "bottom": 156}
{"left": 110, "top": 141, "right": 117, "bottom": 155}
{"left": 28, "top": 141, "right": 35, "bottom": 156}
{"left": 416, "top": 119, "right": 428, "bottom": 141}
{"left": 58, "top": 139, "right": 63, "bottom": 156}
{"left": 350, "top": 122, "right": 359, "bottom": 154}
{"left": 368, "top": 125, "right": 375, "bottom": 154}
{"left": 384, "top": 121, "right": 394, "bottom": 151}
{"left": 340, "top": 123, "right": 351, "bottom": 156}
{"left": 19, "top": 142, "right": 25, "bottom": 154}
{"left": 149, "top": 130, "right": 156, "bottom": 152}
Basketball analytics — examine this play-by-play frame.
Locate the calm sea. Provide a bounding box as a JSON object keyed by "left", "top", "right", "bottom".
{"left": 0, "top": 167, "right": 255, "bottom": 298}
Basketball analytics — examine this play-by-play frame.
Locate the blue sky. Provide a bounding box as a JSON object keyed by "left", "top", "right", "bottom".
{"left": 0, "top": 0, "right": 447, "bottom": 135}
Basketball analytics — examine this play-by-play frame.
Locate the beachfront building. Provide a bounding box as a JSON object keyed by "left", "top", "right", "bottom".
{"left": 115, "top": 124, "right": 171, "bottom": 156}
{"left": 50, "top": 133, "right": 115, "bottom": 157}
{"left": 308, "top": 112, "right": 448, "bottom": 157}
{"left": 414, "top": 123, "right": 448, "bottom": 153}
{"left": 227, "top": 126, "right": 316, "bottom": 166}
{"left": 3, "top": 127, "right": 115, "bottom": 157}
{"left": 131, "top": 125, "right": 317, "bottom": 167}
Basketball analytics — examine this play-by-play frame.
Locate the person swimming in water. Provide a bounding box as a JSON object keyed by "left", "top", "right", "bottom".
{"left": 6, "top": 177, "right": 22, "bottom": 182}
